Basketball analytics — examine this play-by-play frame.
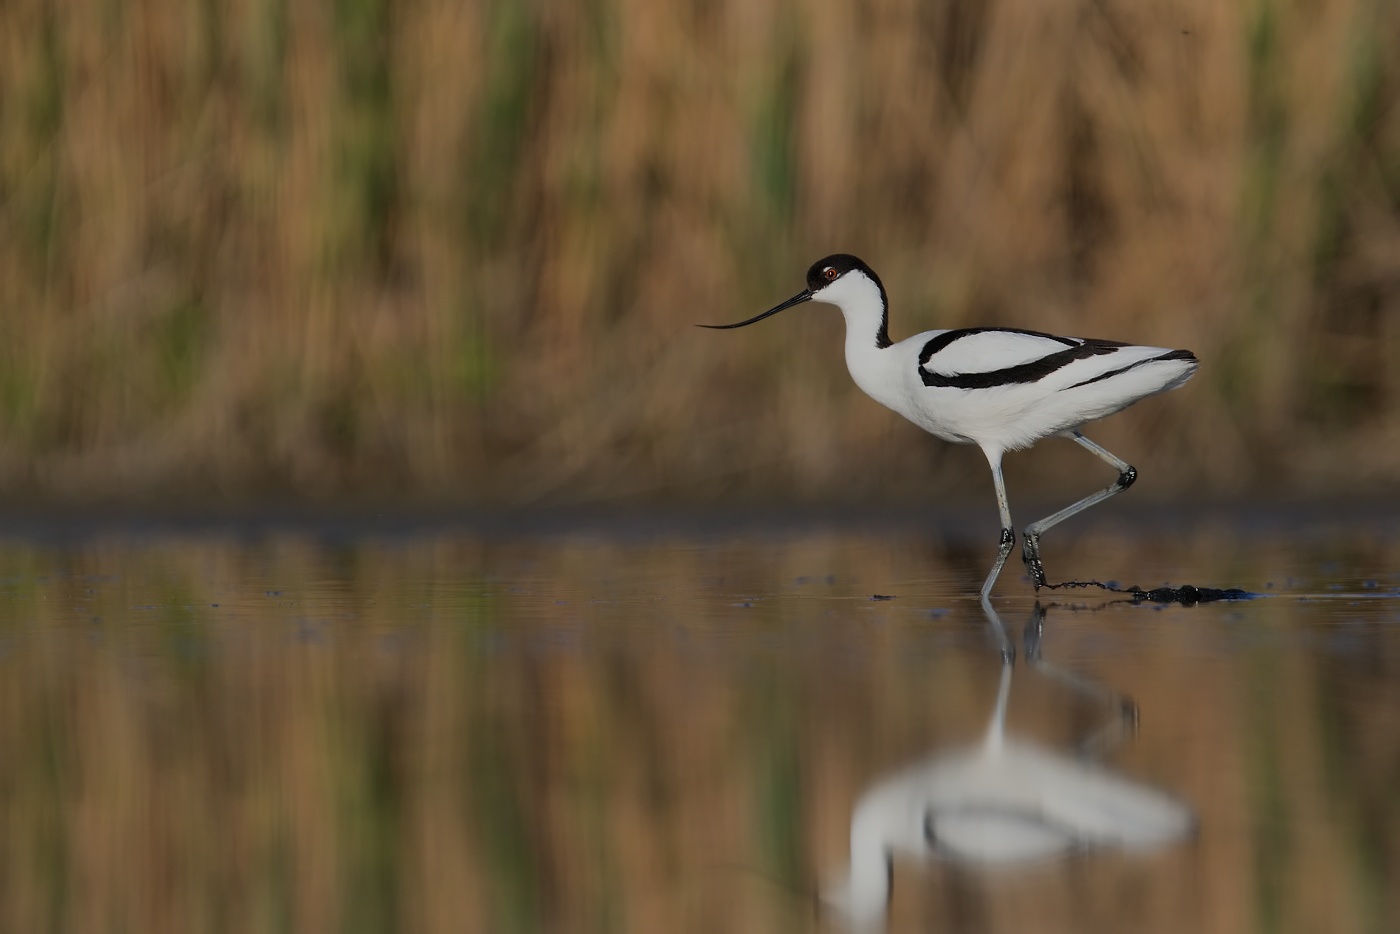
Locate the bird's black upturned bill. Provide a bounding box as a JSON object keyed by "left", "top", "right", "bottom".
{"left": 698, "top": 289, "right": 812, "bottom": 329}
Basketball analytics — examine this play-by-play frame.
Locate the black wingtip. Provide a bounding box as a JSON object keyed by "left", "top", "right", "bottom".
{"left": 1159, "top": 348, "right": 1198, "bottom": 363}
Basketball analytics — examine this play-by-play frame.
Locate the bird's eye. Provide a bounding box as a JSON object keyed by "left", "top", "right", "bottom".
{"left": 823, "top": 267, "right": 838, "bottom": 281}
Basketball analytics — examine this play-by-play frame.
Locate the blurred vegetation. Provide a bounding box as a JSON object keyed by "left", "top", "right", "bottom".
{"left": 1, "top": 0, "right": 1399, "bottom": 506}
{"left": 0, "top": 529, "right": 1397, "bottom": 931}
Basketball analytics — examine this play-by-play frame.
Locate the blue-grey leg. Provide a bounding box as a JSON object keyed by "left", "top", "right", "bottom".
{"left": 1021, "top": 431, "right": 1136, "bottom": 589}
{"left": 980, "top": 448, "right": 1016, "bottom": 600}
{"left": 980, "top": 592, "right": 1015, "bottom": 664}
{"left": 1022, "top": 603, "right": 1137, "bottom": 756}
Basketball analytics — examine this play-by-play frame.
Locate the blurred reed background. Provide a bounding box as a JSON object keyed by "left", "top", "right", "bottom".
{"left": 1, "top": 0, "right": 1398, "bottom": 506}
{"left": 1, "top": 532, "right": 1397, "bottom": 932}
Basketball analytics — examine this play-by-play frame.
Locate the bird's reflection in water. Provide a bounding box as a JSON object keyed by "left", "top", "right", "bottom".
{"left": 823, "top": 598, "right": 1195, "bottom": 929}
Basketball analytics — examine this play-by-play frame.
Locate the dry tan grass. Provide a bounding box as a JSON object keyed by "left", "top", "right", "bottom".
{"left": 0, "top": 0, "right": 1398, "bottom": 505}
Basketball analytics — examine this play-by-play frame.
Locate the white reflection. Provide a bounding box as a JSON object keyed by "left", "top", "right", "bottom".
{"left": 824, "top": 598, "right": 1195, "bottom": 928}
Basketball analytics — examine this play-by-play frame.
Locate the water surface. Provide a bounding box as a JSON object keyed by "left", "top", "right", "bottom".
{"left": 0, "top": 510, "right": 1397, "bottom": 933}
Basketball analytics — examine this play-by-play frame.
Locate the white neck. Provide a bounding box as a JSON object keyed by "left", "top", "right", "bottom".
{"left": 811, "top": 272, "right": 902, "bottom": 410}
{"left": 826, "top": 799, "right": 895, "bottom": 926}
{"left": 812, "top": 271, "right": 890, "bottom": 351}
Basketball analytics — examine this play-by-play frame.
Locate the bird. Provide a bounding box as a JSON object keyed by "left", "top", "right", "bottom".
{"left": 700, "top": 254, "right": 1198, "bottom": 597}
{"left": 822, "top": 602, "right": 1194, "bottom": 927}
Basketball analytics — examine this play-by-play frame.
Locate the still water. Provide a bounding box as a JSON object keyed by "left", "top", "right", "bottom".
{"left": 0, "top": 509, "right": 1397, "bottom": 933}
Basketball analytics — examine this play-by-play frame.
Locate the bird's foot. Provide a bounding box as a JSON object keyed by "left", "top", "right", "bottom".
{"left": 1021, "top": 532, "right": 1047, "bottom": 590}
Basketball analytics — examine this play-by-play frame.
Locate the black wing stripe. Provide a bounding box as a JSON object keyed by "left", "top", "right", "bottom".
{"left": 1062, "top": 348, "right": 1198, "bottom": 391}
{"left": 919, "top": 336, "right": 1124, "bottom": 390}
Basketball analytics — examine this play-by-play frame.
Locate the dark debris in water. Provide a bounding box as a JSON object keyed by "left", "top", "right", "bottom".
{"left": 1045, "top": 579, "right": 1255, "bottom": 606}
{"left": 869, "top": 594, "right": 896, "bottom": 601}
{"left": 1126, "top": 584, "right": 1255, "bottom": 605}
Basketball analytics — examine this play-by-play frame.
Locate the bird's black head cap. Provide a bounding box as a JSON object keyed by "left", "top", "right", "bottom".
{"left": 806, "top": 254, "right": 881, "bottom": 292}
{"left": 806, "top": 254, "right": 891, "bottom": 348}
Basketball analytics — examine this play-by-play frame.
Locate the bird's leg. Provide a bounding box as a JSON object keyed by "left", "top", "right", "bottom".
{"left": 979, "top": 452, "right": 1016, "bottom": 600}
{"left": 981, "top": 526, "right": 1016, "bottom": 600}
{"left": 1021, "top": 431, "right": 1136, "bottom": 589}
{"left": 1021, "top": 601, "right": 1137, "bottom": 756}
{"left": 980, "top": 591, "right": 1015, "bottom": 664}
{"left": 1022, "top": 536, "right": 1049, "bottom": 590}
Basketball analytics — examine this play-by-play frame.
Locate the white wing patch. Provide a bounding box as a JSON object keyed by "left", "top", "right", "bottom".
{"left": 920, "top": 329, "right": 1085, "bottom": 377}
